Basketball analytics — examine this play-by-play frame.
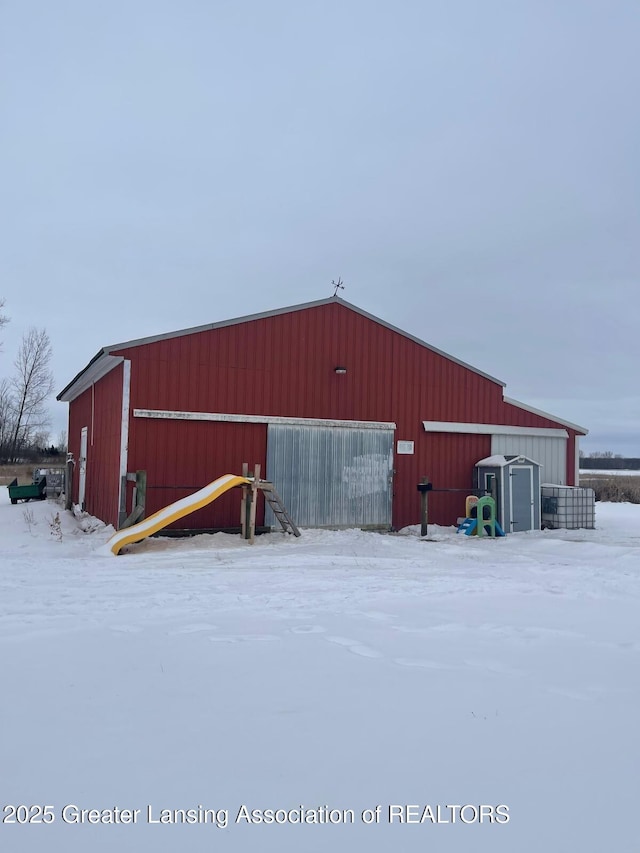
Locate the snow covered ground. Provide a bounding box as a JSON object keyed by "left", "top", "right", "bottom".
{"left": 1, "top": 497, "right": 639, "bottom": 853}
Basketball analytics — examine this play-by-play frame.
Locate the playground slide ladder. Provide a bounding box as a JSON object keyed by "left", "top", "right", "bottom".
{"left": 261, "top": 482, "right": 301, "bottom": 537}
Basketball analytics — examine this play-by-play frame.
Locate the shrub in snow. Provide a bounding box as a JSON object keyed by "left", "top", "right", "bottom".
{"left": 22, "top": 507, "right": 36, "bottom": 535}
{"left": 580, "top": 475, "right": 640, "bottom": 503}
{"left": 48, "top": 512, "right": 62, "bottom": 542}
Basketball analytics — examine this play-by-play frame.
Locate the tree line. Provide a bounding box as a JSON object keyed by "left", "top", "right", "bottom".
{"left": 0, "top": 297, "right": 59, "bottom": 463}
{"left": 580, "top": 457, "right": 640, "bottom": 471}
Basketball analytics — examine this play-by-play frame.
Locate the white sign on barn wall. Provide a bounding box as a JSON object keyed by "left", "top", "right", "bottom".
{"left": 397, "top": 440, "right": 414, "bottom": 455}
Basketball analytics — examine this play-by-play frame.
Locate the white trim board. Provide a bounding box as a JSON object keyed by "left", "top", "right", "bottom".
{"left": 134, "top": 409, "right": 396, "bottom": 431}
{"left": 422, "top": 421, "right": 568, "bottom": 438}
{"left": 117, "top": 360, "right": 131, "bottom": 517}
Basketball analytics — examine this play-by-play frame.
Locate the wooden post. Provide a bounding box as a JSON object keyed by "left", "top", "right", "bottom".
{"left": 249, "top": 463, "right": 260, "bottom": 544}
{"left": 136, "top": 470, "right": 147, "bottom": 521}
{"left": 240, "top": 462, "right": 249, "bottom": 539}
{"left": 65, "top": 459, "right": 74, "bottom": 511}
{"left": 118, "top": 475, "right": 127, "bottom": 528}
{"left": 119, "top": 470, "right": 147, "bottom": 528}
{"left": 418, "top": 477, "right": 431, "bottom": 538}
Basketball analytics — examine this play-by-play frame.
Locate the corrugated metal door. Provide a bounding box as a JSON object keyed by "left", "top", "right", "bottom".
{"left": 492, "top": 434, "right": 566, "bottom": 484}
{"left": 266, "top": 425, "right": 394, "bottom": 528}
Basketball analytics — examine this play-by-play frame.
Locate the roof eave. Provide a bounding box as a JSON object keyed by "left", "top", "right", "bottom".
{"left": 57, "top": 351, "right": 123, "bottom": 402}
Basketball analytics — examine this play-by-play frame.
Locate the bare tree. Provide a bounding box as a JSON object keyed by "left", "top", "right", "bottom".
{"left": 0, "top": 302, "right": 13, "bottom": 457}
{"left": 0, "top": 378, "right": 13, "bottom": 457}
{"left": 57, "top": 429, "right": 68, "bottom": 453}
{"left": 0, "top": 298, "right": 8, "bottom": 351}
{"left": 6, "top": 328, "right": 55, "bottom": 462}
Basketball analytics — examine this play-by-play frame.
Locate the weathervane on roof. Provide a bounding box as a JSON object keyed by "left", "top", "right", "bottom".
{"left": 331, "top": 277, "right": 344, "bottom": 297}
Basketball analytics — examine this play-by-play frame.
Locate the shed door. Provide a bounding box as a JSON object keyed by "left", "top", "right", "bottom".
{"left": 266, "top": 425, "right": 394, "bottom": 528}
{"left": 509, "top": 465, "right": 534, "bottom": 531}
{"left": 79, "top": 426, "right": 88, "bottom": 510}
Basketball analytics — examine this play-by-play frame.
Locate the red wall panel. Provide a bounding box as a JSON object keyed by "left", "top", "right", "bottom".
{"left": 127, "top": 419, "right": 266, "bottom": 530}
{"left": 68, "top": 363, "right": 123, "bottom": 527}
{"left": 401, "top": 432, "right": 493, "bottom": 531}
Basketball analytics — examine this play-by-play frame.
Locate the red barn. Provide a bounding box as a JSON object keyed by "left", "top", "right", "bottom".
{"left": 57, "top": 297, "right": 587, "bottom": 532}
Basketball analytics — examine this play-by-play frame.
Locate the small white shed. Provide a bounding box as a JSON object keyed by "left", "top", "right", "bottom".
{"left": 474, "top": 454, "right": 541, "bottom": 533}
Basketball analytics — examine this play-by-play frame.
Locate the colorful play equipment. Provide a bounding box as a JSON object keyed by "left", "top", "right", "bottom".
{"left": 105, "top": 468, "right": 300, "bottom": 555}
{"left": 465, "top": 494, "right": 479, "bottom": 518}
{"left": 457, "top": 495, "right": 505, "bottom": 537}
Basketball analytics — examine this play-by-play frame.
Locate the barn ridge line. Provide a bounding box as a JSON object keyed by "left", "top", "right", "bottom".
{"left": 57, "top": 295, "right": 505, "bottom": 401}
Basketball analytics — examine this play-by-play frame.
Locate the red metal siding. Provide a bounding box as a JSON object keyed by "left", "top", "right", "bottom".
{"left": 116, "top": 304, "right": 544, "bottom": 428}
{"left": 87, "top": 301, "right": 582, "bottom": 529}
{"left": 501, "top": 401, "right": 574, "bottom": 430}
{"left": 68, "top": 388, "right": 91, "bottom": 505}
{"left": 68, "top": 364, "right": 123, "bottom": 527}
{"left": 566, "top": 430, "right": 578, "bottom": 486}
{"left": 127, "top": 419, "right": 266, "bottom": 530}
{"left": 402, "top": 432, "right": 493, "bottom": 531}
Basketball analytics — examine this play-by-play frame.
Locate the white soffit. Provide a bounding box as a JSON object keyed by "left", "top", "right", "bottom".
{"left": 422, "top": 421, "right": 568, "bottom": 438}
{"left": 57, "top": 355, "right": 124, "bottom": 402}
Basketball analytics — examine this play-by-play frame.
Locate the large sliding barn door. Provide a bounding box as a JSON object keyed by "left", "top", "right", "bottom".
{"left": 266, "top": 424, "right": 394, "bottom": 528}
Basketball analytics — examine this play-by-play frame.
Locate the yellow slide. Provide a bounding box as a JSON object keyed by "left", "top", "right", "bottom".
{"left": 105, "top": 474, "right": 251, "bottom": 555}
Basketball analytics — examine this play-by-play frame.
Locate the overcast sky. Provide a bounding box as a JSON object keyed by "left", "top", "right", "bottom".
{"left": 1, "top": 0, "right": 638, "bottom": 454}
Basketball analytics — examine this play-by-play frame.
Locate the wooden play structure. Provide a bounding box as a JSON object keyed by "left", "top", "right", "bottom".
{"left": 106, "top": 463, "right": 300, "bottom": 555}
{"left": 239, "top": 463, "right": 300, "bottom": 544}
